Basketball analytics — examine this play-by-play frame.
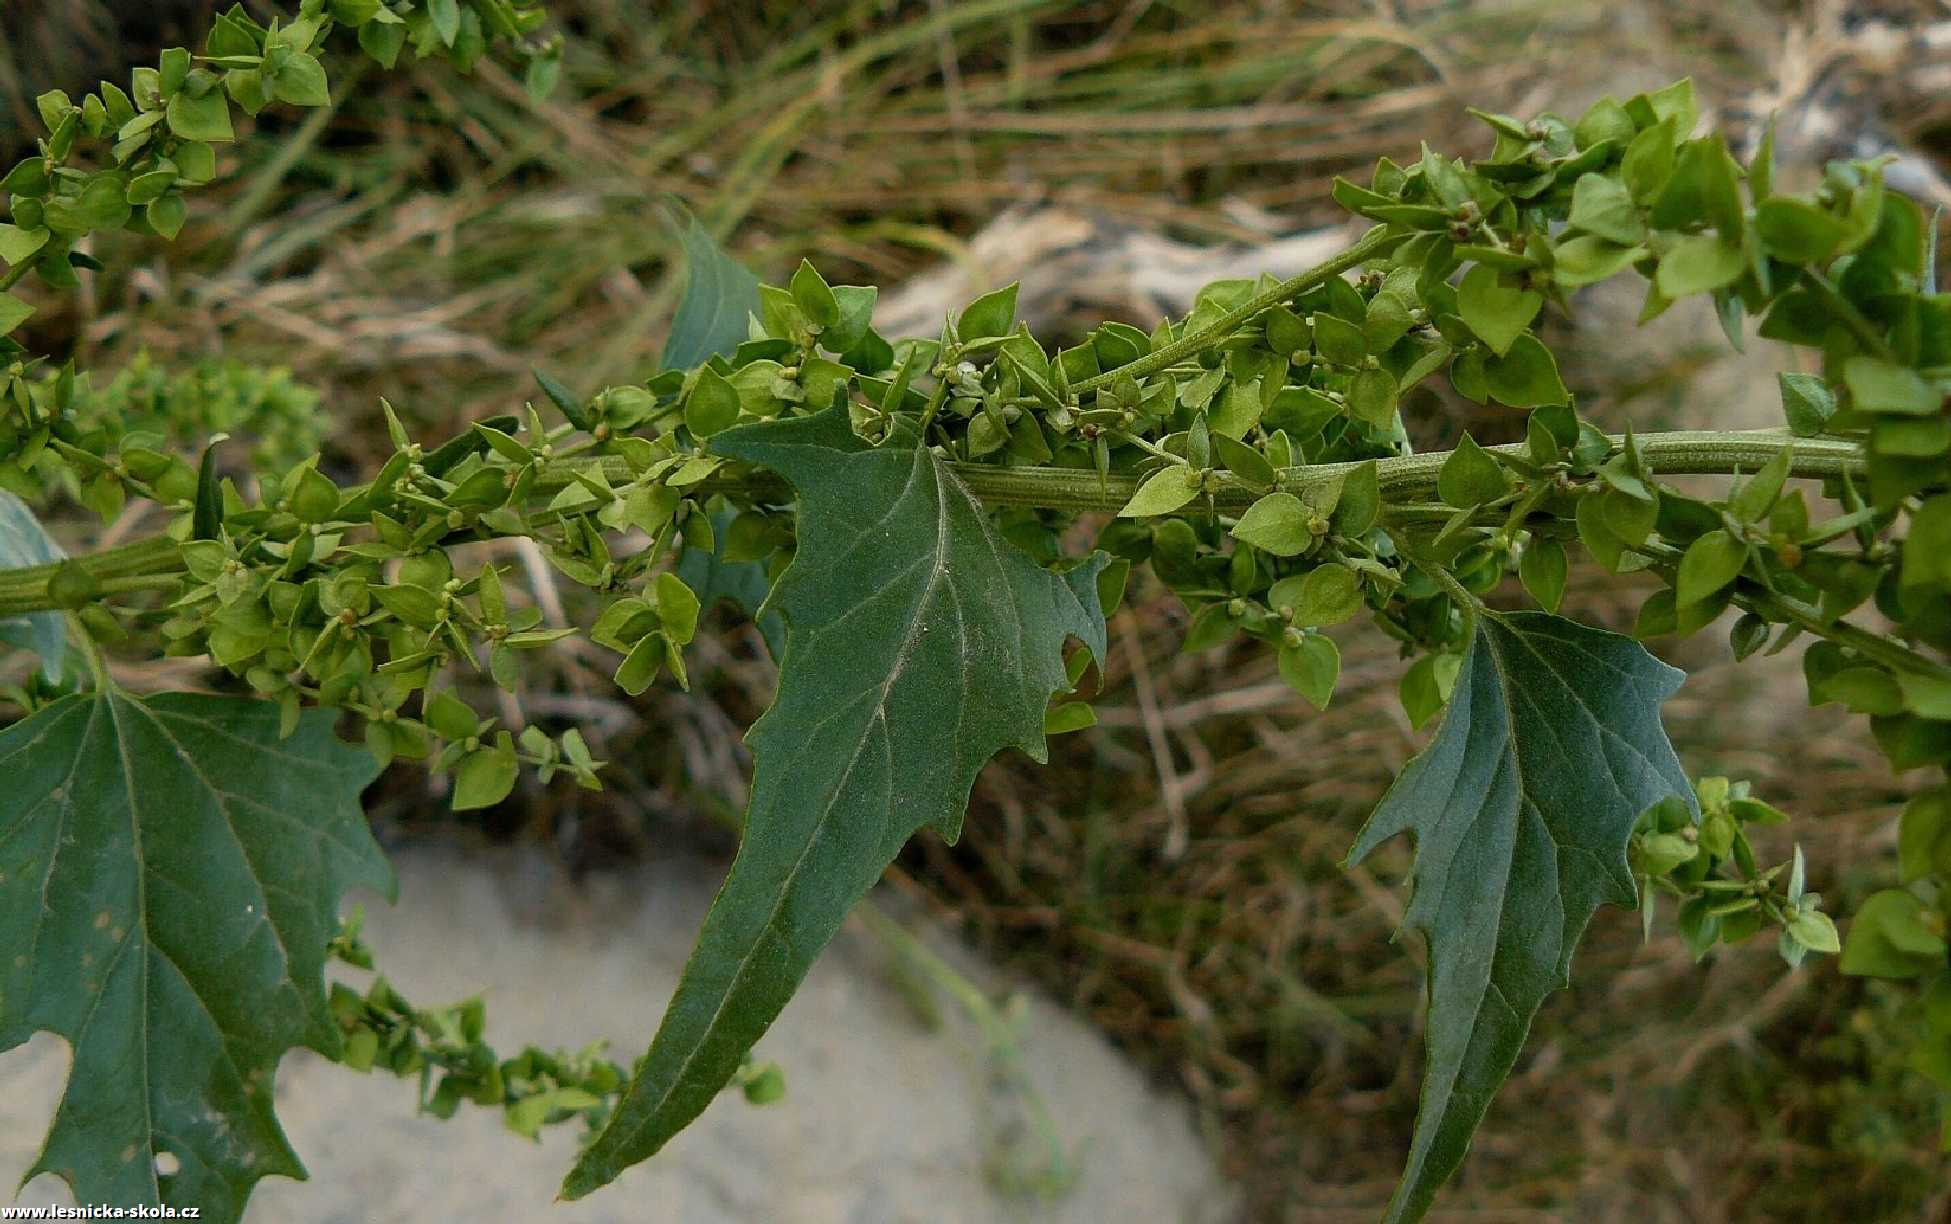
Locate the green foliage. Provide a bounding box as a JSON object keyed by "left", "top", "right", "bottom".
{"left": 323, "top": 907, "right": 785, "bottom": 1142}
{"left": 0, "top": 355, "right": 325, "bottom": 517}
{"left": 0, "top": 1, "right": 556, "bottom": 340}
{"left": 661, "top": 208, "right": 763, "bottom": 371}
{"left": 1346, "top": 612, "right": 1695, "bottom": 1223}
{"left": 0, "top": 693, "right": 392, "bottom": 1222}
{"left": 563, "top": 406, "right": 1106, "bottom": 1198}
{"left": 1, "top": 20, "right": 1950, "bottom": 1219}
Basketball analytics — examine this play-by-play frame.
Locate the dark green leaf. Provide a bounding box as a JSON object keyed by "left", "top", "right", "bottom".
{"left": 662, "top": 211, "right": 762, "bottom": 371}
{"left": 192, "top": 439, "right": 223, "bottom": 540}
{"left": 677, "top": 508, "right": 785, "bottom": 658}
{"left": 0, "top": 489, "right": 65, "bottom": 678}
{"left": 533, "top": 368, "right": 591, "bottom": 430}
{"left": 564, "top": 408, "right": 1107, "bottom": 1199}
{"left": 0, "top": 693, "right": 392, "bottom": 1222}
{"left": 1347, "top": 613, "right": 1693, "bottom": 1223}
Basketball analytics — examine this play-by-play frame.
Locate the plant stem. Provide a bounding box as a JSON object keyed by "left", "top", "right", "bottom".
{"left": 1745, "top": 586, "right": 1951, "bottom": 680}
{"left": 926, "top": 429, "right": 1863, "bottom": 513}
{"left": 1633, "top": 537, "right": 1951, "bottom": 682}
{"left": 66, "top": 612, "right": 111, "bottom": 693}
{"left": 0, "top": 430, "right": 1864, "bottom": 616}
{"left": 1069, "top": 227, "right": 1406, "bottom": 396}
{"left": 1802, "top": 271, "right": 1900, "bottom": 363}
{"left": 1391, "top": 533, "right": 1481, "bottom": 628}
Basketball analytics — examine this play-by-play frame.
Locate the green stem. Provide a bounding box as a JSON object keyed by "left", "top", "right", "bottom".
{"left": 924, "top": 429, "right": 1862, "bottom": 513}
{"left": 916, "top": 375, "right": 951, "bottom": 437}
{"left": 1634, "top": 537, "right": 1951, "bottom": 682}
{"left": 1391, "top": 533, "right": 1481, "bottom": 628}
{"left": 65, "top": 612, "right": 111, "bottom": 693}
{"left": 0, "top": 431, "right": 1863, "bottom": 616}
{"left": 1069, "top": 227, "right": 1406, "bottom": 397}
{"left": 1746, "top": 589, "right": 1946, "bottom": 678}
{"left": 1802, "top": 271, "right": 1900, "bottom": 363}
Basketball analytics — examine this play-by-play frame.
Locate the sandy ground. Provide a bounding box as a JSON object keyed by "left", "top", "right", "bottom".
{"left": 2, "top": 842, "right": 1234, "bottom": 1223}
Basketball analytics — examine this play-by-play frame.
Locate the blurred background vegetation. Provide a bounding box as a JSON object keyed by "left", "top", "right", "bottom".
{"left": 5, "top": 0, "right": 1951, "bottom": 1218}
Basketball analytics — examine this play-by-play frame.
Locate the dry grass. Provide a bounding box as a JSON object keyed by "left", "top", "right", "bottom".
{"left": 8, "top": 0, "right": 1951, "bottom": 1219}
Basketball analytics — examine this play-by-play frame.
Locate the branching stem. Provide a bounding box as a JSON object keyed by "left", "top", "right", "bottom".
{"left": 0, "top": 431, "right": 1863, "bottom": 617}
{"left": 1069, "top": 227, "right": 1406, "bottom": 395}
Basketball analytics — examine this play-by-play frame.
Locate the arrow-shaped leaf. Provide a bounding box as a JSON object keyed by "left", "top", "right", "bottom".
{"left": 1346, "top": 612, "right": 1693, "bottom": 1223}
{"left": 1, "top": 693, "right": 392, "bottom": 1222}
{"left": 562, "top": 408, "right": 1107, "bottom": 1198}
